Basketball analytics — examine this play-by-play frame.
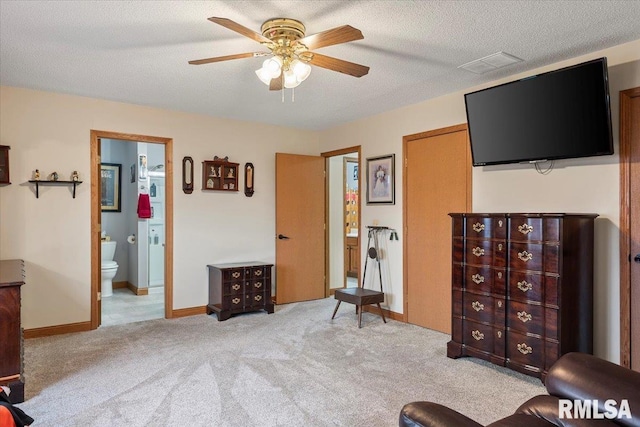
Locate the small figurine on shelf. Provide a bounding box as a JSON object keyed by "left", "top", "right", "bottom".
{"left": 33, "top": 169, "right": 40, "bottom": 180}
{"left": 72, "top": 171, "right": 79, "bottom": 182}
{"left": 227, "top": 168, "right": 234, "bottom": 178}
{"left": 210, "top": 166, "right": 217, "bottom": 177}
{"left": 50, "top": 171, "right": 59, "bottom": 181}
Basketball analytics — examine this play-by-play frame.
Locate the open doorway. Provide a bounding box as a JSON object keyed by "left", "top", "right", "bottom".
{"left": 323, "top": 147, "right": 361, "bottom": 295}
{"left": 100, "top": 139, "right": 166, "bottom": 326}
{"left": 90, "top": 130, "right": 174, "bottom": 330}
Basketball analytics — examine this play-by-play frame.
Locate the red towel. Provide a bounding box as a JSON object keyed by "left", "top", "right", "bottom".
{"left": 137, "top": 194, "right": 152, "bottom": 219}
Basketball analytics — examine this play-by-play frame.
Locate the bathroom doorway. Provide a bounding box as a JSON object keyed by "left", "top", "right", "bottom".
{"left": 90, "top": 130, "right": 173, "bottom": 330}
{"left": 322, "top": 146, "right": 361, "bottom": 295}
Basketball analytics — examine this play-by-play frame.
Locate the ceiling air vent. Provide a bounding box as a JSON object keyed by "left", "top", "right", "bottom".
{"left": 458, "top": 51, "right": 523, "bottom": 74}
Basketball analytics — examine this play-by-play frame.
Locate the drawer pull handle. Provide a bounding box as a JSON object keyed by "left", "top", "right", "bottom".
{"left": 232, "top": 272, "right": 241, "bottom": 279}
{"left": 497, "top": 331, "right": 502, "bottom": 338}
{"left": 497, "top": 301, "right": 503, "bottom": 308}
{"left": 497, "top": 272, "right": 503, "bottom": 279}
{"left": 471, "top": 274, "right": 484, "bottom": 284}
{"left": 254, "top": 282, "right": 262, "bottom": 288}
{"left": 518, "top": 224, "right": 534, "bottom": 235}
{"left": 232, "top": 284, "right": 241, "bottom": 291}
{"left": 232, "top": 297, "right": 240, "bottom": 305}
{"left": 472, "top": 301, "right": 484, "bottom": 312}
{"left": 254, "top": 270, "right": 263, "bottom": 276}
{"left": 471, "top": 330, "right": 485, "bottom": 341}
{"left": 472, "top": 222, "right": 485, "bottom": 233}
{"left": 517, "top": 311, "right": 532, "bottom": 323}
{"left": 255, "top": 294, "right": 262, "bottom": 301}
{"left": 517, "top": 343, "right": 533, "bottom": 355}
{"left": 517, "top": 280, "right": 532, "bottom": 292}
{"left": 498, "top": 243, "right": 503, "bottom": 251}
{"left": 518, "top": 251, "right": 533, "bottom": 262}
{"left": 472, "top": 247, "right": 485, "bottom": 257}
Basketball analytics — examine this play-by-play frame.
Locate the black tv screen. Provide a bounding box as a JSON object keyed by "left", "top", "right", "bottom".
{"left": 465, "top": 57, "right": 613, "bottom": 166}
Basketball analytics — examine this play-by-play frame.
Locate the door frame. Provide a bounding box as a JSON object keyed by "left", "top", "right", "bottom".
{"left": 402, "top": 124, "right": 472, "bottom": 323}
{"left": 619, "top": 86, "right": 640, "bottom": 368}
{"left": 90, "top": 130, "right": 174, "bottom": 330}
{"left": 321, "top": 146, "right": 362, "bottom": 298}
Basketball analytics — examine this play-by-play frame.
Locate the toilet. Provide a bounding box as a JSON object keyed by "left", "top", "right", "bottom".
{"left": 101, "top": 241, "right": 118, "bottom": 298}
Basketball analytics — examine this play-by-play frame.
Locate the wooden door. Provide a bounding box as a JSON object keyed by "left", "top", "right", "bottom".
{"left": 404, "top": 125, "right": 471, "bottom": 333}
{"left": 275, "top": 153, "right": 325, "bottom": 304}
{"left": 620, "top": 87, "right": 640, "bottom": 371}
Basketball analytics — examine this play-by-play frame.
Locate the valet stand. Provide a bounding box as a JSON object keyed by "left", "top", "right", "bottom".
{"left": 331, "top": 226, "right": 387, "bottom": 328}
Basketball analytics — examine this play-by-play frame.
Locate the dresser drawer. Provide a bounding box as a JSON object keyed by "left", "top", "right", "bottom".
{"left": 507, "top": 301, "right": 543, "bottom": 336}
{"left": 466, "top": 217, "right": 492, "bottom": 239}
{"left": 464, "top": 216, "right": 507, "bottom": 239}
{"left": 465, "top": 240, "right": 506, "bottom": 267}
{"left": 223, "top": 295, "right": 245, "bottom": 310}
{"left": 246, "top": 279, "right": 266, "bottom": 293}
{"left": 508, "top": 271, "right": 543, "bottom": 303}
{"left": 509, "top": 242, "right": 543, "bottom": 272}
{"left": 463, "top": 320, "right": 494, "bottom": 354}
{"left": 463, "top": 265, "right": 492, "bottom": 293}
{"left": 509, "top": 217, "right": 543, "bottom": 242}
{"left": 249, "top": 266, "right": 269, "bottom": 279}
{"left": 223, "top": 281, "right": 244, "bottom": 295}
{"left": 507, "top": 331, "right": 543, "bottom": 370}
{"left": 222, "top": 268, "right": 246, "bottom": 281}
{"left": 463, "top": 293, "right": 493, "bottom": 324}
{"left": 246, "top": 292, "right": 266, "bottom": 308}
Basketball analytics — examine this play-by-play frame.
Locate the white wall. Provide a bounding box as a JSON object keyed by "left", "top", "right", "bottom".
{"left": 0, "top": 87, "right": 319, "bottom": 329}
{"left": 329, "top": 155, "right": 345, "bottom": 289}
{"left": 318, "top": 39, "right": 640, "bottom": 362}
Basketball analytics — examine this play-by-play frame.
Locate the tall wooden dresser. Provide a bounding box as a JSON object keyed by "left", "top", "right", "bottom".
{"left": 447, "top": 213, "right": 597, "bottom": 379}
{"left": 0, "top": 259, "right": 26, "bottom": 403}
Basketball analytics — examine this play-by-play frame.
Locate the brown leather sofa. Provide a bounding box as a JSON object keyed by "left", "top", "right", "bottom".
{"left": 399, "top": 353, "right": 639, "bottom": 427}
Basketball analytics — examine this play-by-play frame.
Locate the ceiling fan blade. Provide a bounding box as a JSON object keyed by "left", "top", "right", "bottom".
{"left": 269, "top": 72, "right": 283, "bottom": 91}
{"left": 188, "top": 52, "right": 263, "bottom": 65}
{"left": 208, "top": 17, "right": 272, "bottom": 44}
{"left": 295, "top": 25, "right": 363, "bottom": 50}
{"left": 307, "top": 52, "right": 369, "bottom": 77}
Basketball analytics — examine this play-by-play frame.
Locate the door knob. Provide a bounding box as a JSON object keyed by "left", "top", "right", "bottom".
{"left": 277, "top": 234, "right": 290, "bottom": 240}
{"left": 634, "top": 254, "right": 640, "bottom": 263}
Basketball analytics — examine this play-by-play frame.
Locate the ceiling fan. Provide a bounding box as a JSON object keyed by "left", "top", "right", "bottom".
{"left": 189, "top": 17, "right": 370, "bottom": 91}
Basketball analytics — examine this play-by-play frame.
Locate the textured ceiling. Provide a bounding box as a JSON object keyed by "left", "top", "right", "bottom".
{"left": 1, "top": 1, "right": 640, "bottom": 130}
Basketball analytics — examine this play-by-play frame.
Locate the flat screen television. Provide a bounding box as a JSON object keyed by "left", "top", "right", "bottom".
{"left": 464, "top": 57, "right": 613, "bottom": 166}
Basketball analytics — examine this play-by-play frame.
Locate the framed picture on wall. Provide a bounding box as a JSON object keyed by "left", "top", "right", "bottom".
{"left": 366, "top": 154, "right": 395, "bottom": 205}
{"left": 101, "top": 163, "right": 122, "bottom": 212}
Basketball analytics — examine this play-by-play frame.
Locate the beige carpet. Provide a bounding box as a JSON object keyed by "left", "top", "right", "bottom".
{"left": 17, "top": 297, "right": 544, "bottom": 426}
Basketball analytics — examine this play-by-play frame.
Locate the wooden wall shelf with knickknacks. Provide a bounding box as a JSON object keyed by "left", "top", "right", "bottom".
{"left": 202, "top": 158, "right": 239, "bottom": 192}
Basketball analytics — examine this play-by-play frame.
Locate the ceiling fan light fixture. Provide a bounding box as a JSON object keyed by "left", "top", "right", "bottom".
{"left": 255, "top": 67, "right": 273, "bottom": 85}
{"left": 284, "top": 69, "right": 302, "bottom": 88}
{"left": 263, "top": 57, "right": 282, "bottom": 78}
{"left": 291, "top": 59, "right": 312, "bottom": 82}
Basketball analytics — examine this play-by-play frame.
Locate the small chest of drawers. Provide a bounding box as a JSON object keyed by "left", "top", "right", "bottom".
{"left": 207, "top": 262, "right": 274, "bottom": 321}
{"left": 447, "top": 213, "right": 597, "bottom": 379}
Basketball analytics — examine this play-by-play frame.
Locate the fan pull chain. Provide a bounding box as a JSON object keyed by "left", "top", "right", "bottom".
{"left": 281, "top": 87, "right": 284, "bottom": 103}
{"left": 292, "top": 87, "right": 295, "bottom": 102}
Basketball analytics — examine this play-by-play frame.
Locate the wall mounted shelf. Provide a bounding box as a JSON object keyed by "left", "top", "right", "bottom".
{"left": 28, "top": 180, "right": 83, "bottom": 198}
